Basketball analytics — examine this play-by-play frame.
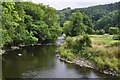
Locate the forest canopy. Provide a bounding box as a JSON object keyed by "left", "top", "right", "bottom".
{"left": 1, "top": 2, "right": 62, "bottom": 48}
{"left": 58, "top": 1, "right": 120, "bottom": 35}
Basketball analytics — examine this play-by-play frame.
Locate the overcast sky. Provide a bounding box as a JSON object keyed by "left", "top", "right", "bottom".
{"left": 30, "top": 0, "right": 120, "bottom": 10}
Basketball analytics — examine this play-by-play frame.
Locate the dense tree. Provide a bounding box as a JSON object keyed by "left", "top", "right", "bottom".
{"left": 109, "top": 27, "right": 119, "bottom": 35}
{"left": 82, "top": 13, "right": 94, "bottom": 34}
{"left": 2, "top": 2, "right": 22, "bottom": 47}
{"left": 96, "top": 10, "right": 120, "bottom": 32}
{"left": 69, "top": 11, "right": 87, "bottom": 36}
{"left": 63, "top": 20, "right": 73, "bottom": 36}
{"left": 58, "top": 7, "right": 72, "bottom": 27}
{"left": 63, "top": 10, "right": 93, "bottom": 36}
{"left": 78, "top": 2, "right": 119, "bottom": 22}
{"left": 58, "top": 1, "right": 120, "bottom": 34}
{"left": 1, "top": 2, "right": 62, "bottom": 48}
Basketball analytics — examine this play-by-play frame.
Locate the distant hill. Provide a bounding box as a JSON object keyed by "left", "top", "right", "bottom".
{"left": 78, "top": 1, "right": 120, "bottom": 22}
{"left": 95, "top": 10, "right": 120, "bottom": 31}
{"left": 58, "top": 1, "right": 120, "bottom": 26}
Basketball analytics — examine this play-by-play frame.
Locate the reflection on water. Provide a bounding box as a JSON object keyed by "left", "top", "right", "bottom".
{"left": 2, "top": 45, "right": 118, "bottom": 78}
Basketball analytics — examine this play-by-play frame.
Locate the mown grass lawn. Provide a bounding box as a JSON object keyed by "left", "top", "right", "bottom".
{"left": 89, "top": 35, "right": 120, "bottom": 45}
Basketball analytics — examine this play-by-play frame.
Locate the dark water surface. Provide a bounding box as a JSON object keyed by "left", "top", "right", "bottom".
{"left": 2, "top": 45, "right": 118, "bottom": 78}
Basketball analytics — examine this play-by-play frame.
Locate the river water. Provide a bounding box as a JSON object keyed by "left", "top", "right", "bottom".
{"left": 2, "top": 45, "right": 118, "bottom": 79}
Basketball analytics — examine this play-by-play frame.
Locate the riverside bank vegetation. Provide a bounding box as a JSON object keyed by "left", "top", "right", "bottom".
{"left": 1, "top": 1, "right": 120, "bottom": 77}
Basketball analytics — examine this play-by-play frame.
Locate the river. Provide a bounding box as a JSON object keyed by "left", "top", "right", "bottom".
{"left": 2, "top": 45, "right": 118, "bottom": 79}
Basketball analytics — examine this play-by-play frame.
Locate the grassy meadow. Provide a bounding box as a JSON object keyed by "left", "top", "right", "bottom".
{"left": 89, "top": 35, "right": 120, "bottom": 73}
{"left": 90, "top": 35, "right": 120, "bottom": 45}
{"left": 59, "top": 34, "right": 120, "bottom": 73}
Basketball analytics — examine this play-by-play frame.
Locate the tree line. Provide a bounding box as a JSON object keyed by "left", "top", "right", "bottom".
{"left": 58, "top": 1, "right": 120, "bottom": 35}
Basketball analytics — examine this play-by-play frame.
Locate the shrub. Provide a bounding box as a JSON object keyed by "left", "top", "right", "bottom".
{"left": 75, "top": 37, "right": 85, "bottom": 51}
{"left": 65, "top": 35, "right": 92, "bottom": 52}
{"left": 99, "top": 29, "right": 105, "bottom": 35}
{"left": 65, "top": 37, "right": 73, "bottom": 49}
{"left": 96, "top": 29, "right": 105, "bottom": 35}
{"left": 105, "top": 58, "right": 119, "bottom": 71}
{"left": 112, "top": 35, "right": 120, "bottom": 40}
{"left": 94, "top": 57, "right": 105, "bottom": 69}
{"left": 83, "top": 35, "right": 92, "bottom": 47}
{"left": 96, "top": 30, "right": 99, "bottom": 35}
{"left": 59, "top": 46, "right": 74, "bottom": 61}
{"left": 59, "top": 35, "right": 92, "bottom": 61}
{"left": 66, "top": 52, "right": 74, "bottom": 61}
{"left": 109, "top": 27, "right": 119, "bottom": 35}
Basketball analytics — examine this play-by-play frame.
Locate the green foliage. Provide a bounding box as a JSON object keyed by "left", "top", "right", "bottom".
{"left": 69, "top": 11, "right": 86, "bottom": 36}
{"left": 94, "top": 50, "right": 120, "bottom": 72}
{"left": 63, "top": 20, "right": 73, "bottom": 36}
{"left": 60, "top": 35, "right": 120, "bottom": 73}
{"left": 79, "top": 45, "right": 120, "bottom": 73}
{"left": 96, "top": 10, "right": 120, "bottom": 32}
{"left": 58, "top": 7, "right": 72, "bottom": 27}
{"left": 112, "top": 35, "right": 120, "bottom": 40}
{"left": 96, "top": 29, "right": 105, "bottom": 35}
{"left": 90, "top": 35, "right": 120, "bottom": 46}
{"left": 99, "top": 29, "right": 105, "bottom": 35}
{"left": 58, "top": 2, "right": 120, "bottom": 35}
{"left": 109, "top": 27, "right": 119, "bottom": 35}
{"left": 83, "top": 35, "right": 92, "bottom": 47}
{"left": 94, "top": 57, "right": 106, "bottom": 68}
{"left": 2, "top": 2, "right": 62, "bottom": 48}
{"left": 58, "top": 2, "right": 119, "bottom": 26}
{"left": 63, "top": 35, "right": 92, "bottom": 52}
{"left": 65, "top": 37, "right": 74, "bottom": 49}
{"left": 80, "top": 2, "right": 119, "bottom": 22}
{"left": 1, "top": 29, "right": 12, "bottom": 47}
{"left": 63, "top": 10, "right": 93, "bottom": 36}
{"left": 59, "top": 46, "right": 74, "bottom": 61}
{"left": 59, "top": 35, "right": 92, "bottom": 61}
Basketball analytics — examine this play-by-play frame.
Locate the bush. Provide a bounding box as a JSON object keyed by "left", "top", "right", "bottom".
{"left": 65, "top": 37, "right": 74, "bottom": 49}
{"left": 83, "top": 35, "right": 92, "bottom": 47}
{"left": 64, "top": 35, "right": 92, "bottom": 52}
{"left": 96, "top": 30, "right": 99, "bottom": 35}
{"left": 59, "top": 35, "right": 92, "bottom": 61}
{"left": 99, "top": 29, "right": 105, "bottom": 35}
{"left": 95, "top": 57, "right": 105, "bottom": 69}
{"left": 66, "top": 52, "right": 74, "bottom": 61}
{"left": 109, "top": 27, "right": 119, "bottom": 35}
{"left": 59, "top": 47, "right": 74, "bottom": 61}
{"left": 112, "top": 35, "right": 120, "bottom": 40}
{"left": 96, "top": 29, "right": 105, "bottom": 35}
{"left": 75, "top": 37, "right": 85, "bottom": 51}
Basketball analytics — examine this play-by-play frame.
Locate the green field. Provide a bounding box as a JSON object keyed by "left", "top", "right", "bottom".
{"left": 59, "top": 35, "right": 120, "bottom": 73}
{"left": 90, "top": 35, "right": 120, "bottom": 45}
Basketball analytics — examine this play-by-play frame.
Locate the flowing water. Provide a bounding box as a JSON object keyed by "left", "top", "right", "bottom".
{"left": 2, "top": 45, "right": 118, "bottom": 79}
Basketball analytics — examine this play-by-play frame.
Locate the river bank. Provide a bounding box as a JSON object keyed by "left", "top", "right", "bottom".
{"left": 0, "top": 43, "right": 56, "bottom": 55}
{"left": 56, "top": 54, "right": 120, "bottom": 77}
{"left": 58, "top": 35, "right": 120, "bottom": 77}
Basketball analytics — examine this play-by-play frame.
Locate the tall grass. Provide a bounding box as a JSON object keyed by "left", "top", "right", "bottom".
{"left": 59, "top": 34, "right": 120, "bottom": 73}
{"left": 81, "top": 39, "right": 120, "bottom": 73}
{"left": 59, "top": 46, "right": 74, "bottom": 61}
